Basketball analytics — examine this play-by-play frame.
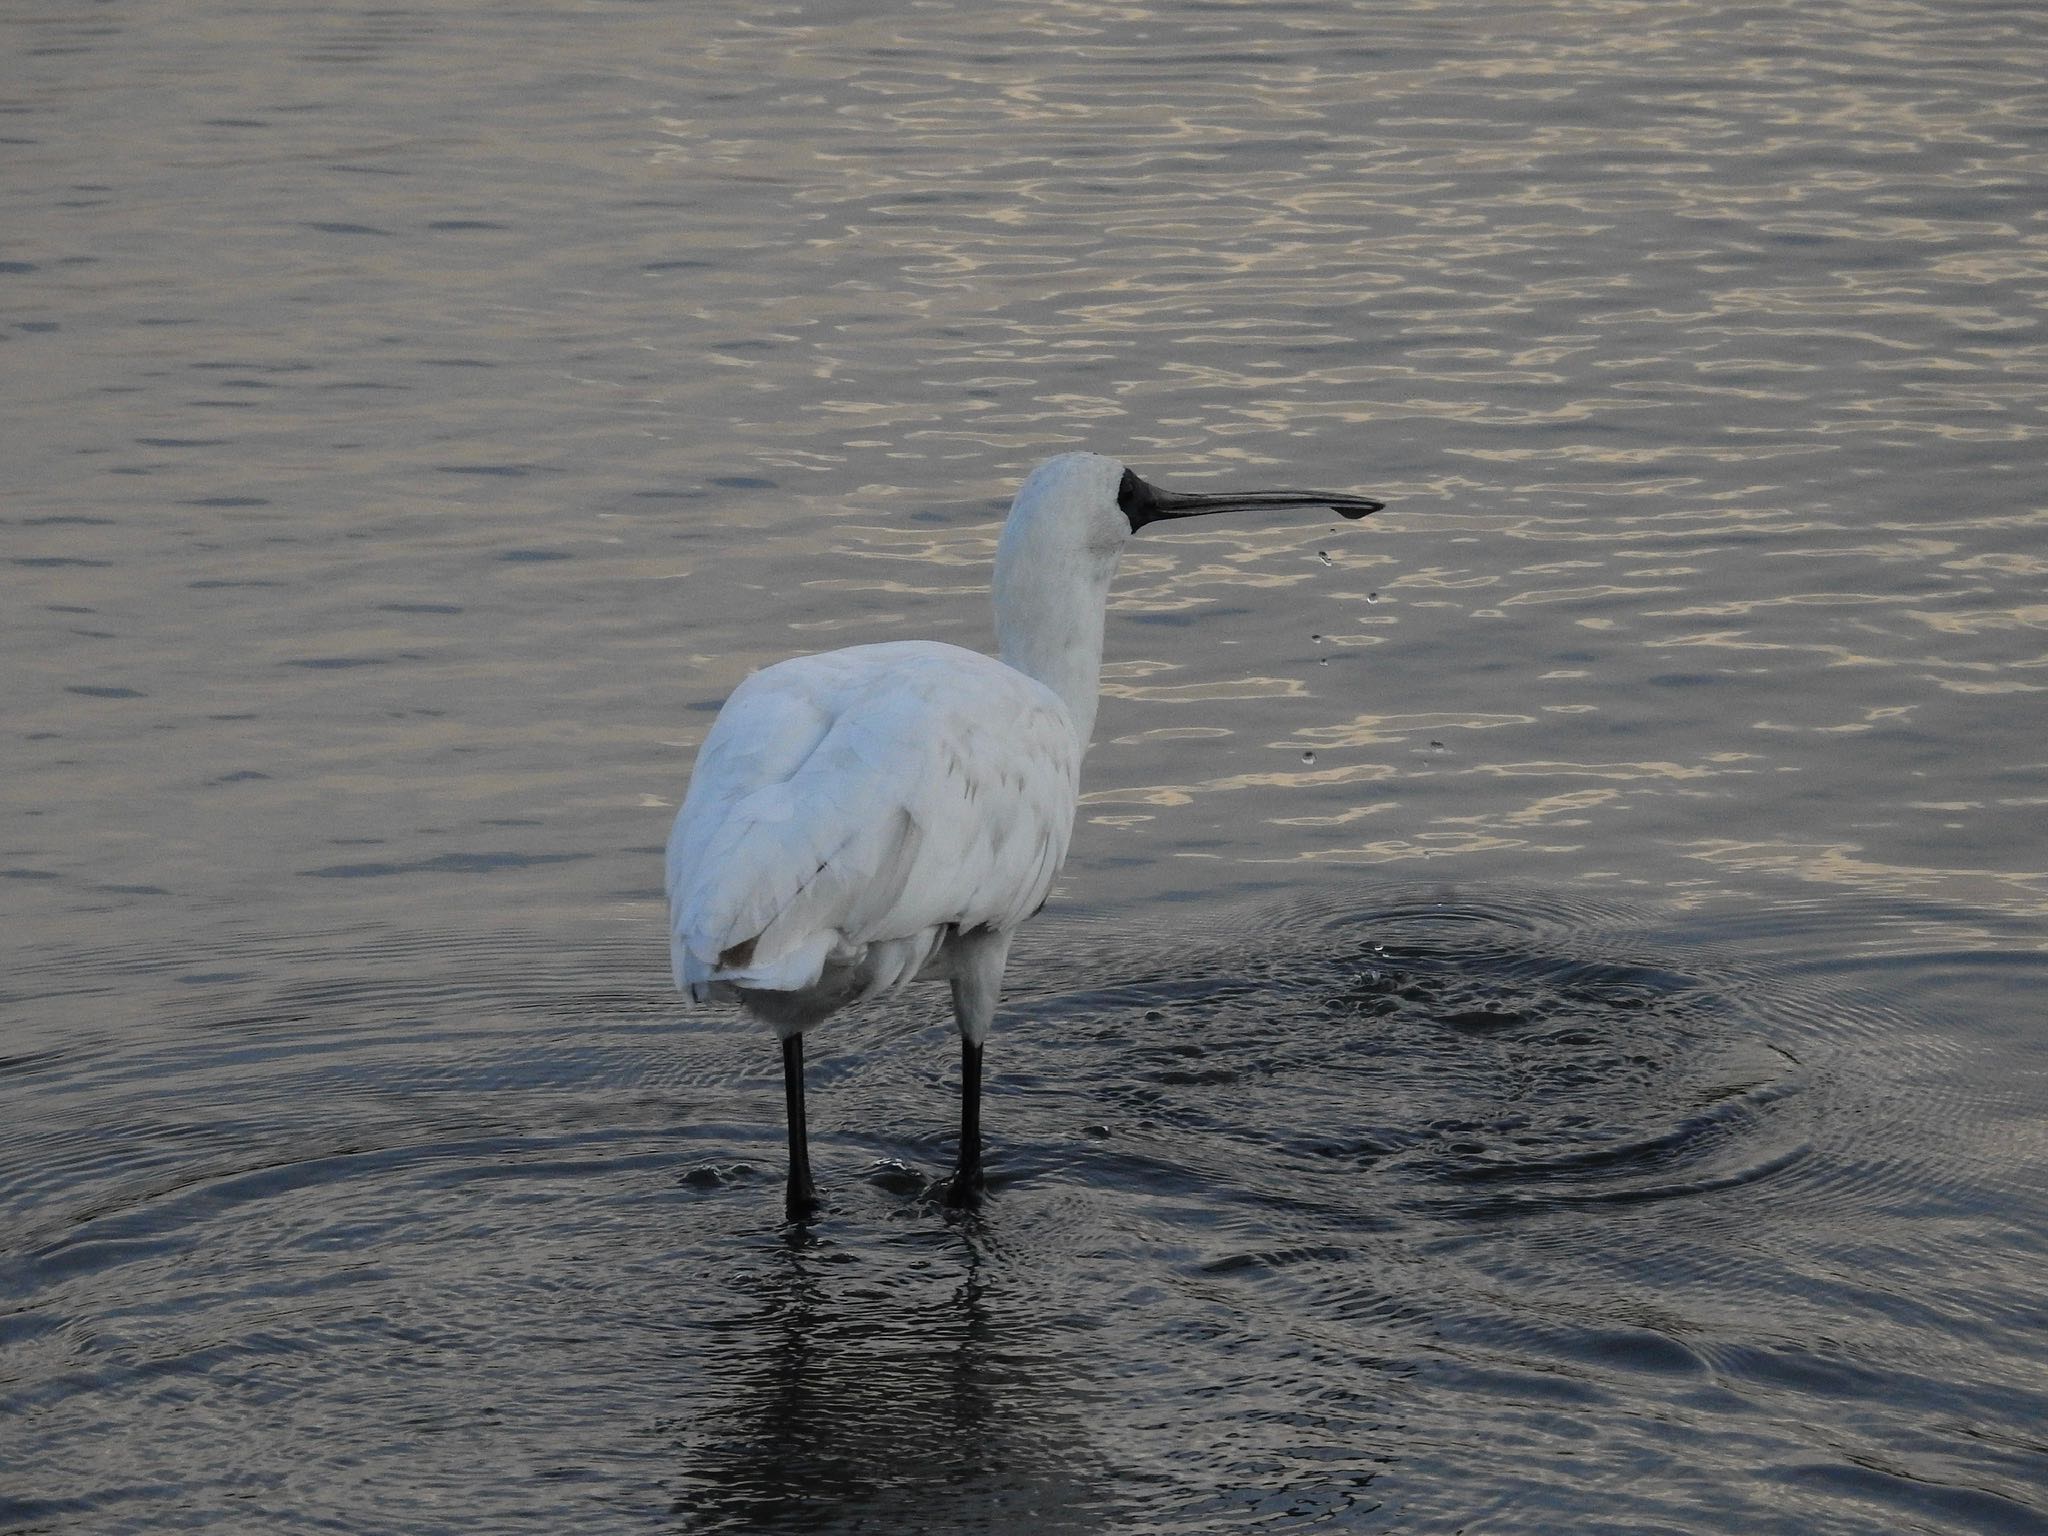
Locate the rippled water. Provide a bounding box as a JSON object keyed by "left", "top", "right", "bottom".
{"left": 5, "top": 0, "right": 2045, "bottom": 1531}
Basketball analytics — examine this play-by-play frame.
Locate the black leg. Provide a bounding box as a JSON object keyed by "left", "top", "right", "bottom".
{"left": 782, "top": 1033, "right": 819, "bottom": 1219}
{"left": 945, "top": 1037, "right": 985, "bottom": 1207}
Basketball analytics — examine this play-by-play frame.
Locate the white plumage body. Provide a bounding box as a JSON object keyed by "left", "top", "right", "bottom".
{"left": 660, "top": 452, "right": 1380, "bottom": 1212}
{"left": 665, "top": 639, "right": 1081, "bottom": 1038}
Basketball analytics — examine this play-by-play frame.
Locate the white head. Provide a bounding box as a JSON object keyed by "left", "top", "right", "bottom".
{"left": 991, "top": 451, "right": 1383, "bottom": 747}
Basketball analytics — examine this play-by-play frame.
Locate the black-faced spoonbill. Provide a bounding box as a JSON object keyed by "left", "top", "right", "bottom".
{"left": 666, "top": 452, "right": 1383, "bottom": 1217}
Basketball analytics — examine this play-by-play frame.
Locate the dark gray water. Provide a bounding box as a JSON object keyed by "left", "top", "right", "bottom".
{"left": 5, "top": 0, "right": 2045, "bottom": 1531}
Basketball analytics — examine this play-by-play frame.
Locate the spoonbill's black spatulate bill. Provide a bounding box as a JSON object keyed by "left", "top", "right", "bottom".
{"left": 665, "top": 452, "right": 1385, "bottom": 1217}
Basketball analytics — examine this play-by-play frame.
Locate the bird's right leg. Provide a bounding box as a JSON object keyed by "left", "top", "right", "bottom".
{"left": 941, "top": 929, "right": 1013, "bottom": 1208}
{"left": 781, "top": 1033, "right": 819, "bottom": 1219}
{"left": 950, "top": 1034, "right": 984, "bottom": 1204}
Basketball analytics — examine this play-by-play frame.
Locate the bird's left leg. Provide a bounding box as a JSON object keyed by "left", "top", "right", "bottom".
{"left": 942, "top": 928, "right": 1013, "bottom": 1207}
{"left": 782, "top": 1033, "right": 819, "bottom": 1220}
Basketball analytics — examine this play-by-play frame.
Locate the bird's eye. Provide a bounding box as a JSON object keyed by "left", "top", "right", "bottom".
{"left": 1116, "top": 469, "right": 1142, "bottom": 514}
{"left": 1116, "top": 468, "right": 1158, "bottom": 529}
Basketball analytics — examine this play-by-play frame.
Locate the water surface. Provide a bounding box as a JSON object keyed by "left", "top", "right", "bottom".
{"left": 4, "top": 0, "right": 2045, "bottom": 1530}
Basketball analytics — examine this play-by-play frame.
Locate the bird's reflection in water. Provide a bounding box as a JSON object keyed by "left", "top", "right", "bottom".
{"left": 664, "top": 1220, "right": 1116, "bottom": 1534}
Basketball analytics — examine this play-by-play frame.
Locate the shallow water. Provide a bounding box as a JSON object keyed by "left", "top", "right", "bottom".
{"left": 4, "top": 0, "right": 2046, "bottom": 1531}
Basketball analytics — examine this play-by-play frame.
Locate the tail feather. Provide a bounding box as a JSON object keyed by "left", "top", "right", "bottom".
{"left": 674, "top": 924, "right": 840, "bottom": 1000}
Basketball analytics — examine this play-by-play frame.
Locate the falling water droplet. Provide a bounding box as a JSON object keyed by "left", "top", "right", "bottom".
{"left": 1318, "top": 657, "right": 1328, "bottom": 665}
{"left": 1366, "top": 591, "right": 1379, "bottom": 603}
{"left": 1301, "top": 750, "right": 1317, "bottom": 765}
{"left": 1311, "top": 633, "right": 1324, "bottom": 644}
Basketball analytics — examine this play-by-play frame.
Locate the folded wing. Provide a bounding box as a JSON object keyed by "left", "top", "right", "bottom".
{"left": 666, "top": 641, "right": 1082, "bottom": 999}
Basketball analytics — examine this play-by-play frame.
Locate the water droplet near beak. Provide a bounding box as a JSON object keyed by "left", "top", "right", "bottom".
{"left": 1301, "top": 750, "right": 1317, "bottom": 765}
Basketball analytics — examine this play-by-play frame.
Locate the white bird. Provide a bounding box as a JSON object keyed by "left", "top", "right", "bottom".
{"left": 666, "top": 452, "right": 1382, "bottom": 1216}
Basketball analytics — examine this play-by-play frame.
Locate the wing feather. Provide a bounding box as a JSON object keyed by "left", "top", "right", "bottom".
{"left": 666, "top": 642, "right": 1081, "bottom": 996}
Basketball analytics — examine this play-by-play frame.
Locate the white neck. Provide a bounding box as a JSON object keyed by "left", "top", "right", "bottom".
{"left": 991, "top": 510, "right": 1121, "bottom": 748}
